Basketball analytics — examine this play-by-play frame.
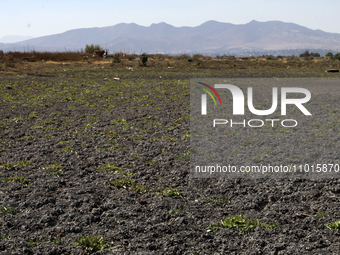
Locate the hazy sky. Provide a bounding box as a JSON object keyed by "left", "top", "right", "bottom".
{"left": 1, "top": 0, "right": 340, "bottom": 39}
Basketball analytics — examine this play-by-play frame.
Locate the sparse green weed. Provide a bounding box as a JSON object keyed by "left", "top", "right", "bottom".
{"left": 208, "top": 214, "right": 278, "bottom": 235}
{"left": 316, "top": 212, "right": 329, "bottom": 217}
{"left": 59, "top": 146, "right": 75, "bottom": 153}
{"left": 0, "top": 206, "right": 17, "bottom": 215}
{"left": 202, "top": 197, "right": 229, "bottom": 204}
{"left": 327, "top": 220, "right": 340, "bottom": 230}
{"left": 110, "top": 177, "right": 147, "bottom": 194}
{"left": 154, "top": 186, "right": 182, "bottom": 199}
{"left": 145, "top": 159, "right": 157, "bottom": 165}
{"left": 74, "top": 235, "right": 111, "bottom": 252}
{"left": 168, "top": 208, "right": 188, "bottom": 215}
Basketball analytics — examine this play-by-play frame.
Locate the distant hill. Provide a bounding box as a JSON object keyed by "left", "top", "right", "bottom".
{"left": 0, "top": 35, "right": 34, "bottom": 44}
{"left": 1, "top": 20, "right": 340, "bottom": 56}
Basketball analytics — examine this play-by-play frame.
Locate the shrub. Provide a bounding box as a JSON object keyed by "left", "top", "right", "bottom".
{"left": 178, "top": 54, "right": 190, "bottom": 60}
{"left": 112, "top": 53, "right": 121, "bottom": 63}
{"left": 299, "top": 50, "right": 309, "bottom": 58}
{"left": 310, "top": 52, "right": 320, "bottom": 57}
{"left": 85, "top": 44, "right": 102, "bottom": 54}
{"left": 193, "top": 54, "right": 204, "bottom": 60}
{"left": 187, "top": 58, "right": 194, "bottom": 62}
{"left": 267, "top": 55, "right": 275, "bottom": 60}
{"left": 0, "top": 50, "right": 4, "bottom": 56}
{"left": 326, "top": 52, "right": 334, "bottom": 59}
{"left": 334, "top": 53, "right": 340, "bottom": 61}
{"left": 140, "top": 53, "right": 148, "bottom": 66}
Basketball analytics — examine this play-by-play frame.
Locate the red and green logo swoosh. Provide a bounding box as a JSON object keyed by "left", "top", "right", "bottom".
{"left": 197, "top": 82, "right": 223, "bottom": 106}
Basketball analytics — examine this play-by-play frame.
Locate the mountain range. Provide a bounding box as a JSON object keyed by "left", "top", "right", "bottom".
{"left": 1, "top": 20, "right": 340, "bottom": 56}
{"left": 0, "top": 35, "right": 34, "bottom": 44}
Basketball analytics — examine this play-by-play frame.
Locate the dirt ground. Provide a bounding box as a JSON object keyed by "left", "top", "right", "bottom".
{"left": 1, "top": 60, "right": 340, "bottom": 254}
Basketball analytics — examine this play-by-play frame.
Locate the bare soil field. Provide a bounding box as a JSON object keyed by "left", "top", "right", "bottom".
{"left": 1, "top": 57, "right": 340, "bottom": 254}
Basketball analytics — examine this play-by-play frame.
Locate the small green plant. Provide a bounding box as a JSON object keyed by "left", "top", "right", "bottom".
{"left": 108, "top": 217, "right": 124, "bottom": 223}
{"left": 132, "top": 135, "right": 143, "bottom": 140}
{"left": 59, "top": 146, "right": 75, "bottom": 153}
{"left": 57, "top": 141, "right": 70, "bottom": 144}
{"left": 150, "top": 122, "right": 162, "bottom": 127}
{"left": 112, "top": 118, "right": 128, "bottom": 125}
{"left": 0, "top": 206, "right": 17, "bottom": 215}
{"left": 208, "top": 214, "right": 278, "bottom": 235}
{"left": 4, "top": 176, "right": 29, "bottom": 185}
{"left": 160, "top": 148, "right": 172, "bottom": 153}
{"left": 110, "top": 177, "right": 147, "bottom": 194}
{"left": 1, "top": 160, "right": 33, "bottom": 169}
{"left": 49, "top": 170, "right": 65, "bottom": 177}
{"left": 154, "top": 186, "right": 182, "bottom": 199}
{"left": 100, "top": 130, "right": 119, "bottom": 139}
{"left": 27, "top": 239, "right": 37, "bottom": 247}
{"left": 74, "top": 235, "right": 110, "bottom": 252}
{"left": 316, "top": 212, "right": 329, "bottom": 217}
{"left": 181, "top": 132, "right": 190, "bottom": 140}
{"left": 175, "top": 150, "right": 190, "bottom": 160}
{"left": 101, "top": 163, "right": 135, "bottom": 176}
{"left": 102, "top": 163, "right": 121, "bottom": 172}
{"left": 327, "top": 220, "right": 340, "bottom": 230}
{"left": 28, "top": 113, "right": 37, "bottom": 119}
{"left": 145, "top": 159, "right": 157, "bottom": 165}
{"left": 46, "top": 164, "right": 64, "bottom": 176}
{"left": 163, "top": 135, "right": 177, "bottom": 141}
{"left": 53, "top": 238, "right": 62, "bottom": 245}
{"left": 27, "top": 237, "right": 49, "bottom": 247}
{"left": 12, "top": 117, "right": 23, "bottom": 122}
{"left": 22, "top": 135, "right": 34, "bottom": 139}
{"left": 43, "top": 120, "right": 55, "bottom": 125}
{"left": 46, "top": 164, "right": 62, "bottom": 170}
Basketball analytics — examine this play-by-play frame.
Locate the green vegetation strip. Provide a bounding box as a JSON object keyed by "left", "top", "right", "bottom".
{"left": 110, "top": 177, "right": 182, "bottom": 198}
{"left": 208, "top": 214, "right": 278, "bottom": 235}
{"left": 74, "top": 235, "right": 113, "bottom": 252}
{"left": 0, "top": 206, "right": 17, "bottom": 215}
{"left": 327, "top": 220, "right": 340, "bottom": 230}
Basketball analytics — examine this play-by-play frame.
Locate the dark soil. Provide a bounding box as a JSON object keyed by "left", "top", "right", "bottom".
{"left": 1, "top": 65, "right": 340, "bottom": 254}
